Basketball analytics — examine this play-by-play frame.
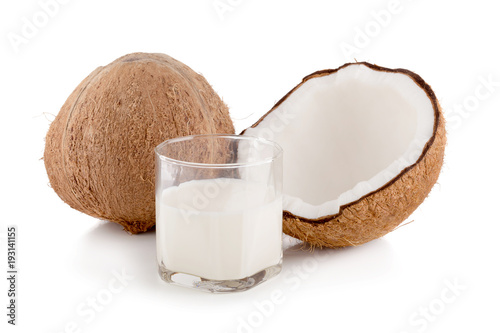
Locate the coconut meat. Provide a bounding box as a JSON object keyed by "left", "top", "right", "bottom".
{"left": 243, "top": 64, "right": 435, "bottom": 220}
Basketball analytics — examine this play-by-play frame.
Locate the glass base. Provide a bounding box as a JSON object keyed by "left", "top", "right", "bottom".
{"left": 158, "top": 261, "right": 282, "bottom": 293}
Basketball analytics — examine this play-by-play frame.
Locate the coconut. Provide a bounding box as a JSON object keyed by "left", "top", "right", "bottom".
{"left": 242, "top": 62, "right": 445, "bottom": 247}
{"left": 44, "top": 52, "right": 234, "bottom": 233}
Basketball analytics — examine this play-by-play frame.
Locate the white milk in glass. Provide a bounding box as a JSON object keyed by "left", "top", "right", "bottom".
{"left": 156, "top": 178, "right": 282, "bottom": 281}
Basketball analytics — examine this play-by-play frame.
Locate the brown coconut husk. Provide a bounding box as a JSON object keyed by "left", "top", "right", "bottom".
{"left": 44, "top": 53, "right": 235, "bottom": 233}
{"left": 244, "top": 62, "right": 446, "bottom": 248}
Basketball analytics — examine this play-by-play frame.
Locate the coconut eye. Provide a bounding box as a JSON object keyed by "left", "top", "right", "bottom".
{"left": 242, "top": 63, "right": 445, "bottom": 248}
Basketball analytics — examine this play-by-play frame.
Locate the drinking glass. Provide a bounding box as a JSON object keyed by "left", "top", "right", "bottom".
{"left": 155, "top": 134, "right": 283, "bottom": 293}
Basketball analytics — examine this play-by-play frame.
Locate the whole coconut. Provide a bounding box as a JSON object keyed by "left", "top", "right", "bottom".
{"left": 44, "top": 52, "right": 235, "bottom": 233}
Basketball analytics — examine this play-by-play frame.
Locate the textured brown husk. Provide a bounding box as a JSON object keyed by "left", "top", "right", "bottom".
{"left": 44, "top": 53, "right": 234, "bottom": 233}
{"left": 244, "top": 62, "right": 446, "bottom": 248}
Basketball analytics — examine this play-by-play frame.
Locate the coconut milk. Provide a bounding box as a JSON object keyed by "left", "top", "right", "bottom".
{"left": 156, "top": 178, "right": 282, "bottom": 281}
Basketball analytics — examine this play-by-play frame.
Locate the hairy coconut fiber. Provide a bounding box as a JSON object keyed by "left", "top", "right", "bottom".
{"left": 44, "top": 52, "right": 234, "bottom": 233}
{"left": 244, "top": 63, "right": 446, "bottom": 248}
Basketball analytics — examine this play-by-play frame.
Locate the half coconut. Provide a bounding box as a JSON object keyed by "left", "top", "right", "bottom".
{"left": 242, "top": 62, "right": 446, "bottom": 247}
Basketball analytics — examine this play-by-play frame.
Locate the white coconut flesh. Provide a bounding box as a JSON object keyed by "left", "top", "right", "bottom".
{"left": 243, "top": 64, "right": 435, "bottom": 220}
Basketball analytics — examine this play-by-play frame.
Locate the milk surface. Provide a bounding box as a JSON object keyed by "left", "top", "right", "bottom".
{"left": 156, "top": 178, "right": 282, "bottom": 281}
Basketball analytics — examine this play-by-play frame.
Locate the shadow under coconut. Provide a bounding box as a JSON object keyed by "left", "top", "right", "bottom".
{"left": 282, "top": 235, "right": 397, "bottom": 286}
{"left": 73, "top": 221, "right": 396, "bottom": 307}
{"left": 75, "top": 221, "right": 285, "bottom": 316}
{"left": 73, "top": 220, "right": 158, "bottom": 286}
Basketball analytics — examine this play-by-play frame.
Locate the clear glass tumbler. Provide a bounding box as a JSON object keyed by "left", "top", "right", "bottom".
{"left": 155, "top": 134, "right": 283, "bottom": 293}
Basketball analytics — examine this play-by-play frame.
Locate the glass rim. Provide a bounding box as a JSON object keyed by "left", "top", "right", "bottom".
{"left": 155, "top": 134, "right": 283, "bottom": 168}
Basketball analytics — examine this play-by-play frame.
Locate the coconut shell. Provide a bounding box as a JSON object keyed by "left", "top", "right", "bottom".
{"left": 245, "top": 63, "right": 446, "bottom": 248}
{"left": 44, "top": 52, "right": 235, "bottom": 233}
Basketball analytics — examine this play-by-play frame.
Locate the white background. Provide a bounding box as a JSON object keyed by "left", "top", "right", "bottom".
{"left": 1, "top": 0, "right": 499, "bottom": 332}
